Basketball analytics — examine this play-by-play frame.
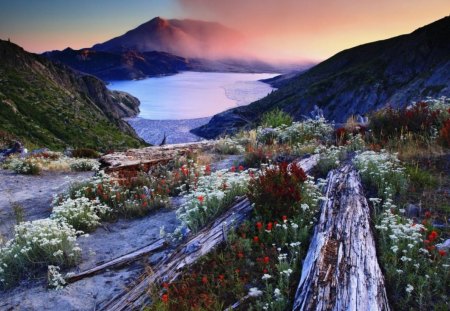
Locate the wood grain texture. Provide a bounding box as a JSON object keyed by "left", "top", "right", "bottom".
{"left": 293, "top": 165, "right": 390, "bottom": 311}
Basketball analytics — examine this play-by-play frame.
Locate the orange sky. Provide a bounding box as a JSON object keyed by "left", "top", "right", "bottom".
{"left": 0, "top": 0, "right": 448, "bottom": 62}
{"left": 178, "top": 0, "right": 450, "bottom": 61}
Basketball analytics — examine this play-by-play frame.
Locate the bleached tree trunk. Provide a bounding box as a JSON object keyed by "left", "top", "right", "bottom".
{"left": 293, "top": 165, "right": 390, "bottom": 311}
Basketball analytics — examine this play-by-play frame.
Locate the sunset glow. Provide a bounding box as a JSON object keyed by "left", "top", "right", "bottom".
{"left": 0, "top": 0, "right": 448, "bottom": 61}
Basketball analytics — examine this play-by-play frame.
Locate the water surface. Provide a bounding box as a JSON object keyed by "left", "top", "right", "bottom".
{"left": 108, "top": 72, "right": 278, "bottom": 119}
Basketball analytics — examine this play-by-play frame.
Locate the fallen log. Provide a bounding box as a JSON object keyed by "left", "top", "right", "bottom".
{"left": 293, "top": 165, "right": 390, "bottom": 311}
{"left": 99, "top": 197, "right": 252, "bottom": 311}
{"left": 99, "top": 155, "right": 319, "bottom": 311}
{"left": 101, "top": 141, "right": 216, "bottom": 174}
{"left": 65, "top": 238, "right": 166, "bottom": 283}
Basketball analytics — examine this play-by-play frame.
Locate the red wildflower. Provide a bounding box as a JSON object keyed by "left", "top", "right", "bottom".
{"left": 142, "top": 201, "right": 148, "bottom": 208}
{"left": 282, "top": 215, "right": 288, "bottom": 222}
{"left": 161, "top": 294, "right": 169, "bottom": 304}
{"left": 162, "top": 282, "right": 169, "bottom": 289}
{"left": 256, "top": 222, "right": 263, "bottom": 231}
{"left": 237, "top": 252, "right": 244, "bottom": 259}
{"left": 266, "top": 222, "right": 273, "bottom": 231}
{"left": 218, "top": 274, "right": 225, "bottom": 282}
{"left": 197, "top": 195, "right": 204, "bottom": 203}
{"left": 253, "top": 236, "right": 259, "bottom": 243}
{"left": 231, "top": 166, "right": 236, "bottom": 172}
{"left": 205, "top": 164, "right": 211, "bottom": 174}
{"left": 238, "top": 165, "right": 244, "bottom": 171}
{"left": 263, "top": 256, "right": 270, "bottom": 264}
{"left": 439, "top": 250, "right": 447, "bottom": 257}
{"left": 263, "top": 268, "right": 268, "bottom": 274}
{"left": 425, "top": 211, "right": 432, "bottom": 218}
{"left": 424, "top": 240, "right": 430, "bottom": 244}
{"left": 428, "top": 230, "right": 438, "bottom": 242}
{"left": 201, "top": 276, "right": 208, "bottom": 284}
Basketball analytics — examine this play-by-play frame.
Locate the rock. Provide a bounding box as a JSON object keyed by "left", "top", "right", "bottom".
{"left": 405, "top": 203, "right": 420, "bottom": 218}
{"left": 436, "top": 239, "right": 450, "bottom": 251}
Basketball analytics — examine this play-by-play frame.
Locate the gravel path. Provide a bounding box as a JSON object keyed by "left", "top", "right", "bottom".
{"left": 0, "top": 169, "right": 94, "bottom": 239}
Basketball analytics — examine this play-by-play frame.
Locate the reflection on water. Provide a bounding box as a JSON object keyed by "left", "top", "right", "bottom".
{"left": 108, "top": 71, "right": 278, "bottom": 120}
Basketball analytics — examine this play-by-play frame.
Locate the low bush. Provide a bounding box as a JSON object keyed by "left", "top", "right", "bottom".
{"left": 72, "top": 148, "right": 99, "bottom": 159}
{"left": 248, "top": 162, "right": 307, "bottom": 219}
{"left": 0, "top": 219, "right": 81, "bottom": 289}
{"left": 261, "top": 108, "right": 293, "bottom": 128}
{"left": 69, "top": 159, "right": 100, "bottom": 172}
{"left": 51, "top": 197, "right": 111, "bottom": 232}
{"left": 6, "top": 157, "right": 41, "bottom": 175}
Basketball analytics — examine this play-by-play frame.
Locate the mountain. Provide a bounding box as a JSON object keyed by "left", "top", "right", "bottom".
{"left": 0, "top": 40, "right": 146, "bottom": 150}
{"left": 92, "top": 17, "right": 247, "bottom": 59}
{"left": 44, "top": 48, "right": 192, "bottom": 80}
{"left": 192, "top": 16, "right": 450, "bottom": 139}
{"left": 43, "top": 17, "right": 281, "bottom": 81}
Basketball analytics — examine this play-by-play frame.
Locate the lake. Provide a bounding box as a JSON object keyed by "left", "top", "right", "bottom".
{"left": 107, "top": 72, "right": 278, "bottom": 120}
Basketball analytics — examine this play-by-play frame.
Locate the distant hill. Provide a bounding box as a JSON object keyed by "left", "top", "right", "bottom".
{"left": 44, "top": 48, "right": 192, "bottom": 80}
{"left": 0, "top": 40, "right": 146, "bottom": 150}
{"left": 192, "top": 16, "right": 450, "bottom": 138}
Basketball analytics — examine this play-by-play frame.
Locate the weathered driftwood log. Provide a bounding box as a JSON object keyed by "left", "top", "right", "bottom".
{"left": 66, "top": 238, "right": 166, "bottom": 283}
{"left": 100, "top": 141, "right": 216, "bottom": 179}
{"left": 293, "top": 165, "right": 390, "bottom": 311}
{"left": 99, "top": 197, "right": 252, "bottom": 311}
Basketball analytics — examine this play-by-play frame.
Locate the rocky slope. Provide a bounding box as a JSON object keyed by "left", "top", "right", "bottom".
{"left": 192, "top": 16, "right": 450, "bottom": 138}
{"left": 0, "top": 40, "right": 146, "bottom": 150}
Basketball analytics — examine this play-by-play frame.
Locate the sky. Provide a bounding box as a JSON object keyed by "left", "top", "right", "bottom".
{"left": 0, "top": 0, "right": 448, "bottom": 62}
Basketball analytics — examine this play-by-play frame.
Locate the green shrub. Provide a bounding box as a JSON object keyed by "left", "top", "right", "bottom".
{"left": 72, "top": 148, "right": 99, "bottom": 158}
{"left": 7, "top": 158, "right": 41, "bottom": 175}
{"left": 69, "top": 159, "right": 100, "bottom": 171}
{"left": 261, "top": 108, "right": 293, "bottom": 128}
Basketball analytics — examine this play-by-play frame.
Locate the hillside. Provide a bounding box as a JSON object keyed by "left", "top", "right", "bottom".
{"left": 0, "top": 40, "right": 146, "bottom": 150}
{"left": 192, "top": 16, "right": 450, "bottom": 138}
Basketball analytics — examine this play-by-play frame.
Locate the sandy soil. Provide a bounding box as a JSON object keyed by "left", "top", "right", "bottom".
{"left": 0, "top": 170, "right": 94, "bottom": 239}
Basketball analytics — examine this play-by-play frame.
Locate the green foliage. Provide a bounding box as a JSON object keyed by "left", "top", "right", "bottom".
{"left": 72, "top": 148, "right": 99, "bottom": 158}
{"left": 261, "top": 108, "right": 293, "bottom": 128}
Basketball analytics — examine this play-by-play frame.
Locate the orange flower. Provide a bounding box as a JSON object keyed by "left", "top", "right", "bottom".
{"left": 428, "top": 230, "right": 438, "bottom": 242}
{"left": 161, "top": 294, "right": 169, "bottom": 304}
{"left": 256, "top": 222, "right": 263, "bottom": 231}
{"left": 197, "top": 195, "right": 204, "bottom": 203}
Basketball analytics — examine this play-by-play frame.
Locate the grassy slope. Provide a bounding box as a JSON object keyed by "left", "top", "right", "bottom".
{"left": 0, "top": 42, "right": 145, "bottom": 151}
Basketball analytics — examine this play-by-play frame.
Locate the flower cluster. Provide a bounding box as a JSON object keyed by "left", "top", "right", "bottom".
{"left": 248, "top": 162, "right": 307, "bottom": 219}
{"left": 153, "top": 176, "right": 324, "bottom": 310}
{"left": 176, "top": 166, "right": 252, "bottom": 233}
{"left": 47, "top": 265, "right": 66, "bottom": 290}
{"left": 314, "top": 145, "right": 347, "bottom": 175}
{"left": 5, "top": 157, "right": 41, "bottom": 175}
{"left": 256, "top": 117, "right": 333, "bottom": 146}
{"left": 214, "top": 137, "right": 246, "bottom": 155}
{"left": 353, "top": 150, "right": 408, "bottom": 200}
{"left": 0, "top": 218, "right": 81, "bottom": 289}
{"left": 51, "top": 197, "right": 111, "bottom": 232}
